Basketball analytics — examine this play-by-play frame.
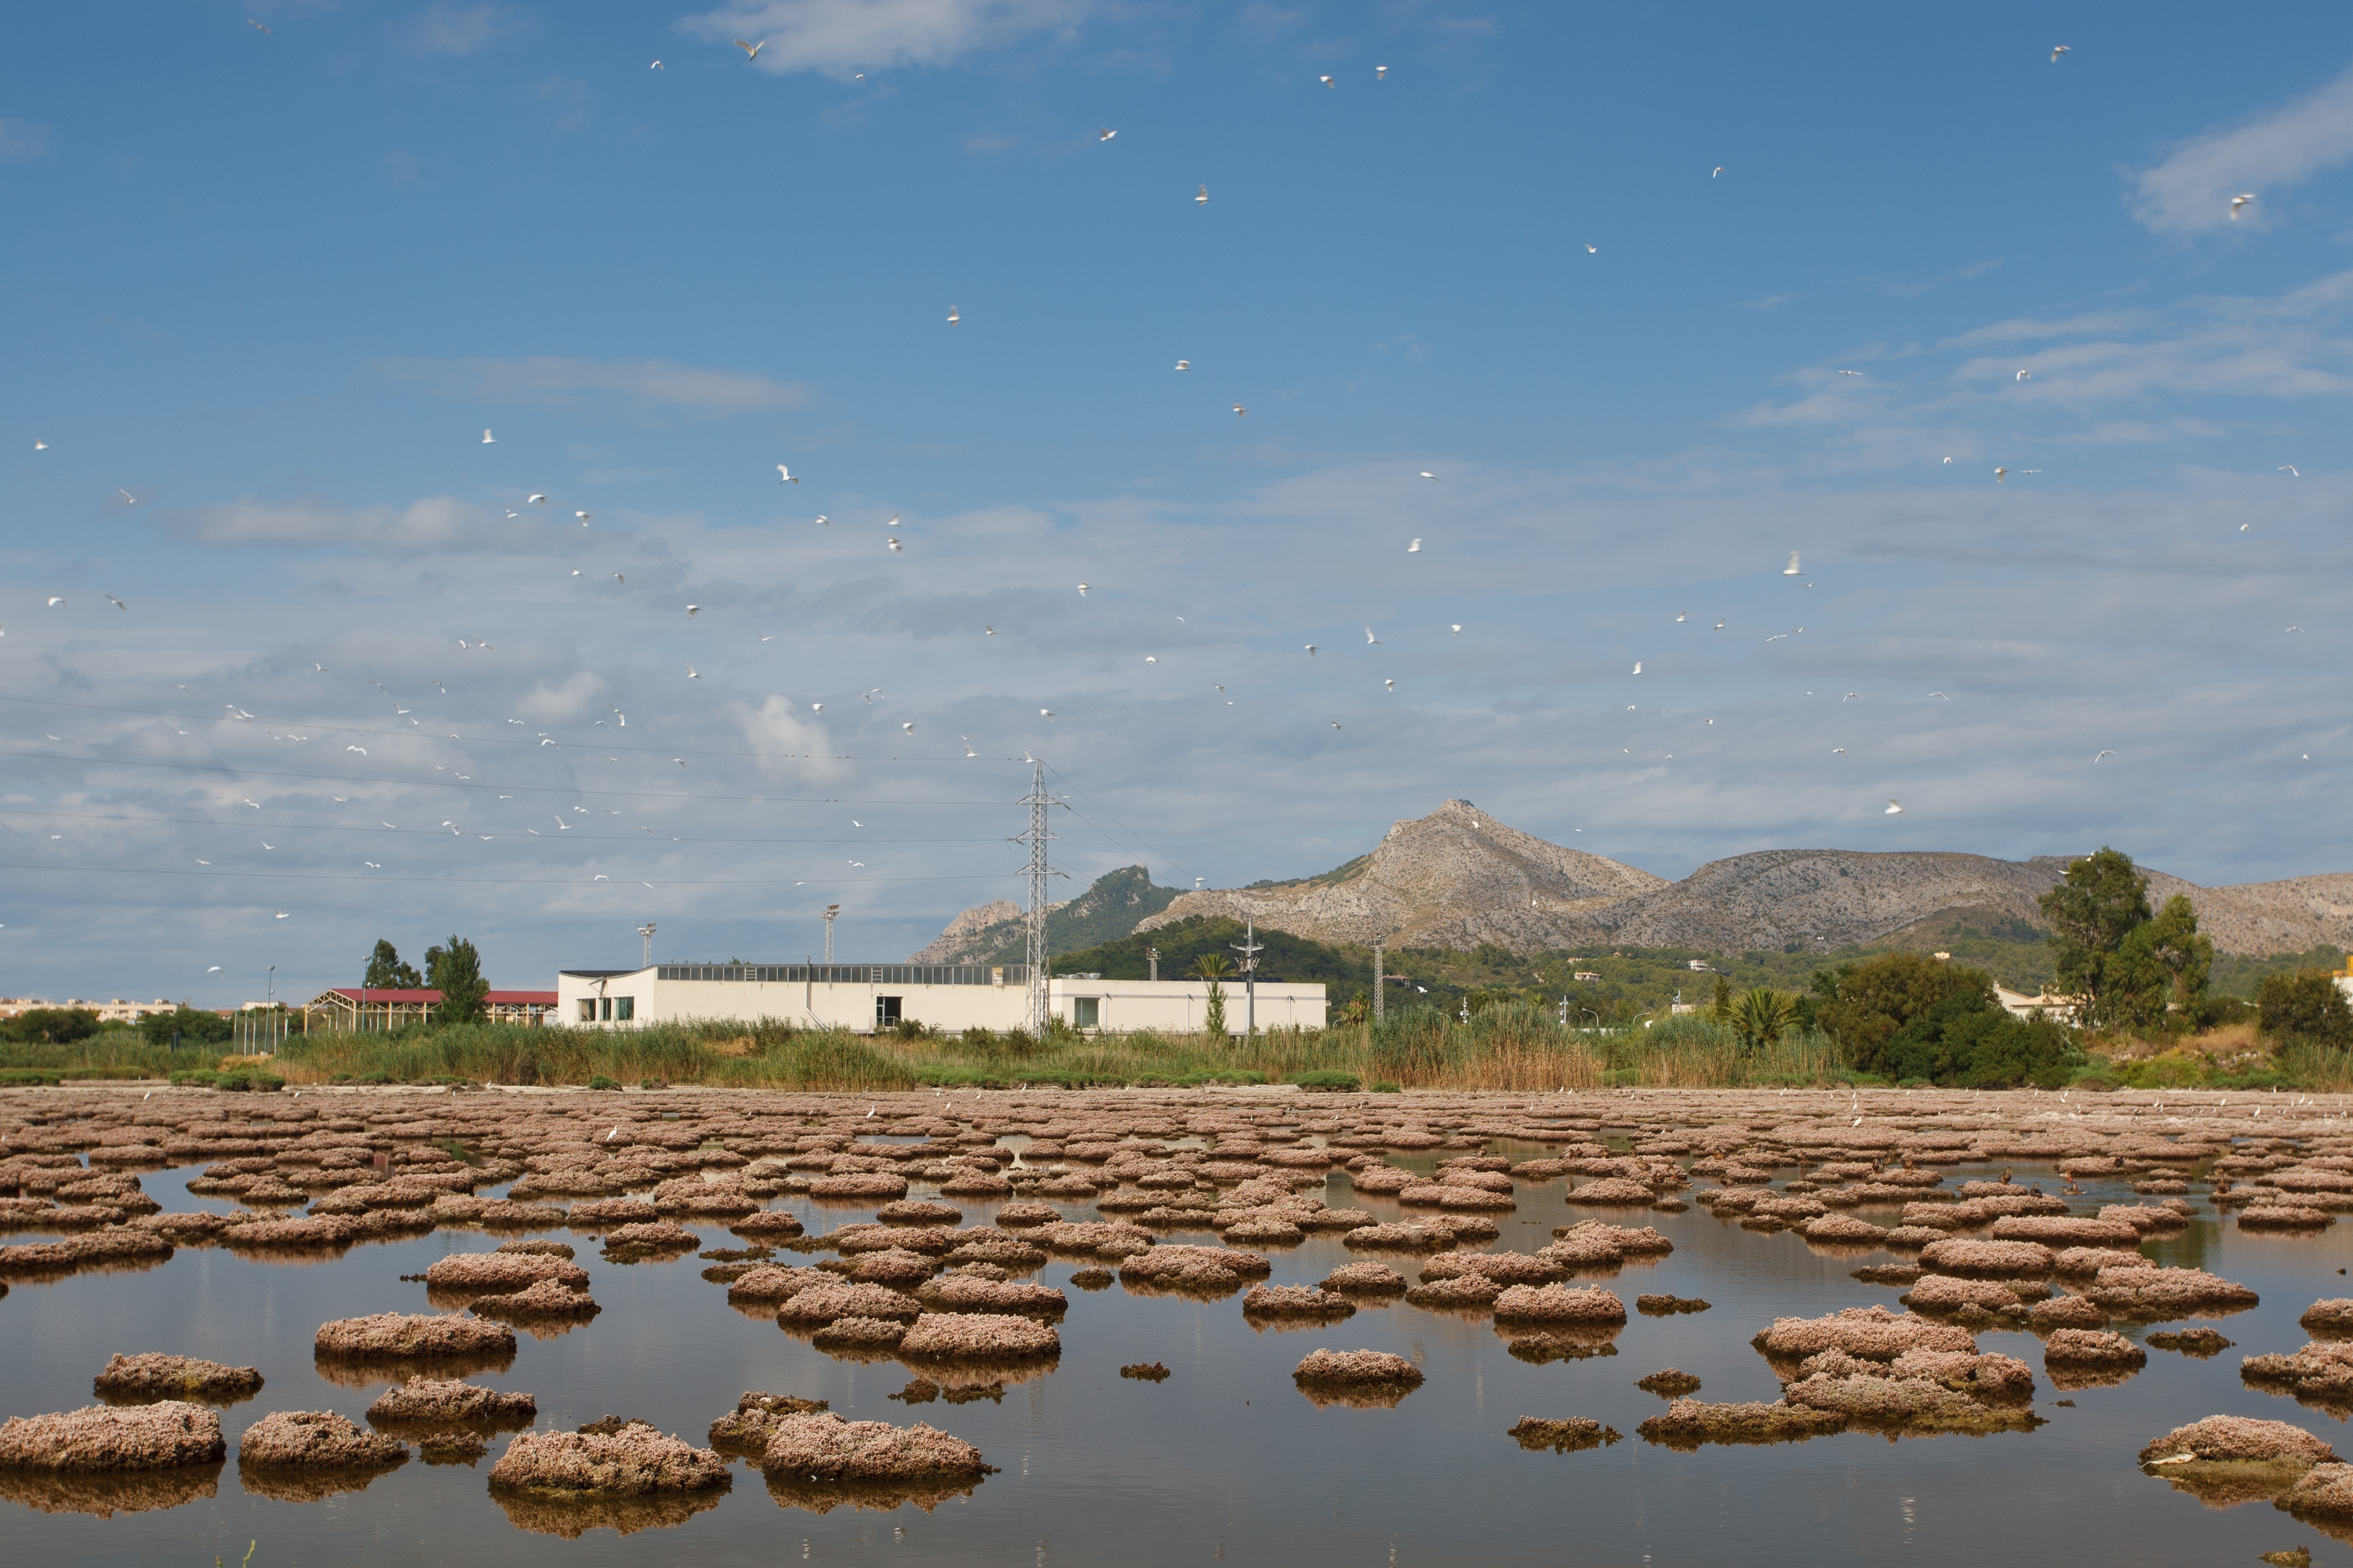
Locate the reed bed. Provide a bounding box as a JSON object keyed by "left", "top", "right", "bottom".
{"left": 11, "top": 1004, "right": 1861, "bottom": 1092}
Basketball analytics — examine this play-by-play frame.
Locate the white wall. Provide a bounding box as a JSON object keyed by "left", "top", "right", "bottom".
{"left": 556, "top": 969, "right": 1325, "bottom": 1035}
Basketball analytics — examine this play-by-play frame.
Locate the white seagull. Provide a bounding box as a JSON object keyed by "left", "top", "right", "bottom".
{"left": 1175, "top": 359, "right": 1190, "bottom": 370}
{"left": 1365, "top": 627, "right": 1381, "bottom": 644}
{"left": 686, "top": 605, "right": 700, "bottom": 618}
{"left": 947, "top": 306, "right": 960, "bottom": 324}
{"left": 1304, "top": 644, "right": 1317, "bottom": 656}
{"left": 1076, "top": 583, "right": 1090, "bottom": 596}
{"left": 1783, "top": 552, "right": 1801, "bottom": 575}
{"left": 1885, "top": 800, "right": 1905, "bottom": 815}
{"left": 1099, "top": 127, "right": 1117, "bottom": 142}
{"left": 686, "top": 665, "right": 700, "bottom": 679}
{"left": 1196, "top": 185, "right": 1209, "bottom": 205}
{"left": 104, "top": 594, "right": 125, "bottom": 610}
{"left": 778, "top": 465, "right": 798, "bottom": 484}
{"left": 2231, "top": 194, "right": 2255, "bottom": 219}
{"left": 1408, "top": 538, "right": 1422, "bottom": 552}
{"left": 2051, "top": 44, "right": 2070, "bottom": 62}
{"left": 734, "top": 38, "right": 764, "bottom": 60}
{"left": 481, "top": 429, "right": 495, "bottom": 443}
{"left": 2281, "top": 466, "right": 2301, "bottom": 477}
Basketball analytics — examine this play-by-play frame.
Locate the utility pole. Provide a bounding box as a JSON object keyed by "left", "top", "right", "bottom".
{"left": 1011, "top": 762, "right": 1059, "bottom": 1036}
{"left": 637, "top": 923, "right": 656, "bottom": 967}
{"left": 1148, "top": 947, "right": 1159, "bottom": 983}
{"left": 1372, "top": 943, "right": 1384, "bottom": 1025}
{"left": 1232, "top": 916, "right": 1264, "bottom": 1037}
{"left": 822, "top": 905, "right": 839, "bottom": 965}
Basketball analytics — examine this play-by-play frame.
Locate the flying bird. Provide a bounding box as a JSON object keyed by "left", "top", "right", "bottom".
{"left": 1407, "top": 538, "right": 1422, "bottom": 553}
{"left": 1233, "top": 404, "right": 1246, "bottom": 416}
{"left": 104, "top": 594, "right": 125, "bottom": 610}
{"left": 347, "top": 745, "right": 366, "bottom": 754}
{"left": 1450, "top": 624, "right": 1462, "bottom": 635}
{"left": 481, "top": 429, "right": 495, "bottom": 444}
{"left": 734, "top": 38, "right": 764, "bottom": 60}
{"left": 811, "top": 702, "right": 824, "bottom": 712}
{"left": 1930, "top": 692, "right": 1948, "bottom": 699}
{"left": 1174, "top": 359, "right": 1190, "bottom": 370}
{"left": 33, "top": 439, "right": 46, "bottom": 450}
{"left": 1994, "top": 467, "right": 2008, "bottom": 483}
{"left": 1632, "top": 662, "right": 1642, "bottom": 675}
{"left": 1365, "top": 627, "right": 1381, "bottom": 644}
{"left": 1712, "top": 165, "right": 1724, "bottom": 177}
{"left": 686, "top": 665, "right": 700, "bottom": 679}
{"left": 1377, "top": 65, "right": 1388, "bottom": 80}
{"left": 119, "top": 490, "right": 136, "bottom": 504}
{"left": 1303, "top": 644, "right": 1316, "bottom": 656}
{"left": 1076, "top": 583, "right": 1090, "bottom": 596}
{"left": 576, "top": 510, "right": 592, "bottom": 522}
{"left": 1675, "top": 612, "right": 1686, "bottom": 622}
{"left": 1319, "top": 74, "right": 1334, "bottom": 87}
{"left": 1833, "top": 748, "right": 1846, "bottom": 755}
{"left": 527, "top": 493, "right": 546, "bottom": 504}
{"left": 1039, "top": 708, "right": 1053, "bottom": 718}
{"left": 1145, "top": 655, "right": 1157, "bottom": 664}
{"left": 1585, "top": 244, "right": 1597, "bottom": 254}
{"left": 2231, "top": 194, "right": 2255, "bottom": 219}
{"left": 2016, "top": 369, "right": 2030, "bottom": 381}
{"left": 2281, "top": 466, "right": 2301, "bottom": 477}
{"left": 686, "top": 605, "right": 700, "bottom": 617}
{"left": 1885, "top": 800, "right": 1905, "bottom": 815}
{"left": 1385, "top": 679, "right": 1395, "bottom": 691}
{"left": 273, "top": 909, "right": 289, "bottom": 919}
{"left": 815, "top": 515, "right": 828, "bottom": 526}
{"left": 1783, "top": 552, "right": 1801, "bottom": 575}
{"left": 947, "top": 306, "right": 960, "bottom": 325}
{"left": 613, "top": 572, "right": 624, "bottom": 583}
{"left": 247, "top": 18, "right": 269, "bottom": 32}
{"left": 887, "top": 538, "right": 902, "bottom": 553}
{"left": 2094, "top": 750, "right": 2116, "bottom": 762}
{"left": 2051, "top": 44, "right": 2070, "bottom": 62}
{"left": 778, "top": 465, "right": 798, "bottom": 484}
{"left": 1196, "top": 185, "right": 1209, "bottom": 205}
{"left": 651, "top": 59, "right": 662, "bottom": 69}
{"left": 1099, "top": 127, "right": 1117, "bottom": 141}
{"left": 985, "top": 625, "right": 997, "bottom": 636}
{"left": 1331, "top": 721, "right": 1342, "bottom": 730}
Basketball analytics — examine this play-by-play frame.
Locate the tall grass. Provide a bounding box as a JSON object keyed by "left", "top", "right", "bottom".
{"left": 4, "top": 1007, "right": 1855, "bottom": 1091}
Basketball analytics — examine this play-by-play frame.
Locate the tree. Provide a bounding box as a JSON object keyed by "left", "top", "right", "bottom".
{"left": 0, "top": 1007, "right": 101, "bottom": 1045}
{"left": 1811, "top": 952, "right": 1995, "bottom": 1069}
{"left": 425, "top": 935, "right": 489, "bottom": 1025}
{"left": 137, "top": 1005, "right": 234, "bottom": 1050}
{"left": 2039, "top": 848, "right": 2156, "bottom": 1029}
{"left": 1711, "top": 974, "right": 1733, "bottom": 1020}
{"left": 364, "top": 939, "right": 423, "bottom": 990}
{"left": 2257, "top": 970, "right": 2353, "bottom": 1049}
{"left": 1729, "top": 988, "right": 1799, "bottom": 1051}
{"left": 1195, "top": 953, "right": 1231, "bottom": 1039}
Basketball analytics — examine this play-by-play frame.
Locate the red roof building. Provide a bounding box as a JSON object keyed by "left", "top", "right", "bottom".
{"left": 305, "top": 987, "right": 559, "bottom": 1031}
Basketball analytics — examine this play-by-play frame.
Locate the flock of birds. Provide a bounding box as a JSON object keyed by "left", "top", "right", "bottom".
{"left": 9, "top": 32, "right": 2321, "bottom": 956}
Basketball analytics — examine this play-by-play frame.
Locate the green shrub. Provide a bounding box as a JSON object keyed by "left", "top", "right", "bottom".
{"left": 1291, "top": 1070, "right": 1361, "bottom": 1092}
{"left": 2259, "top": 970, "right": 2353, "bottom": 1048}
{"left": 587, "top": 1074, "right": 620, "bottom": 1091}
{"left": 1369, "top": 1080, "right": 1402, "bottom": 1093}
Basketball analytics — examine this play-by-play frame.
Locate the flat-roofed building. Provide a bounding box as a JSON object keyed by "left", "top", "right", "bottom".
{"left": 557, "top": 963, "right": 1325, "bottom": 1035}
{"left": 304, "top": 987, "right": 559, "bottom": 1032}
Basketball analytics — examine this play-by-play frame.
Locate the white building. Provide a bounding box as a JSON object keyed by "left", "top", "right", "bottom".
{"left": 557, "top": 962, "right": 1325, "bottom": 1035}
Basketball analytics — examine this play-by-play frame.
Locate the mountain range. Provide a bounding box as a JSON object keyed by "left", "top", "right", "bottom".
{"left": 910, "top": 799, "right": 2353, "bottom": 962}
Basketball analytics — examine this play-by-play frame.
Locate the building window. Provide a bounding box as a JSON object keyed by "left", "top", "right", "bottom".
{"left": 601, "top": 997, "right": 613, "bottom": 1021}
{"left": 615, "top": 996, "right": 634, "bottom": 1021}
{"left": 578, "top": 998, "right": 596, "bottom": 1022}
{"left": 1072, "top": 997, "right": 1099, "bottom": 1030}
{"left": 875, "top": 995, "right": 902, "bottom": 1029}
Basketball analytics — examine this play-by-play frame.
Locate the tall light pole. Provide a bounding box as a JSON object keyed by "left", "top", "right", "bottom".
{"left": 1231, "top": 917, "right": 1263, "bottom": 1038}
{"left": 1147, "top": 947, "right": 1159, "bottom": 983}
{"left": 637, "top": 923, "right": 656, "bottom": 967}
{"left": 1372, "top": 943, "right": 1383, "bottom": 1025}
{"left": 822, "top": 905, "right": 839, "bottom": 966}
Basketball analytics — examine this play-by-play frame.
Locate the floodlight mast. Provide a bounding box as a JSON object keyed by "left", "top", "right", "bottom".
{"left": 1232, "top": 917, "right": 1264, "bottom": 1037}
{"left": 637, "top": 923, "right": 656, "bottom": 966}
{"left": 822, "top": 905, "right": 839, "bottom": 965}
{"left": 1011, "top": 762, "right": 1061, "bottom": 1036}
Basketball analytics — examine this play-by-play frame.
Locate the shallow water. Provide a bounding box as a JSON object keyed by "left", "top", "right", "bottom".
{"left": 7, "top": 1138, "right": 2353, "bottom": 1566}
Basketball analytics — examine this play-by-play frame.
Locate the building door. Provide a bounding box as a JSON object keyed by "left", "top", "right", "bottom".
{"left": 875, "top": 995, "right": 902, "bottom": 1030}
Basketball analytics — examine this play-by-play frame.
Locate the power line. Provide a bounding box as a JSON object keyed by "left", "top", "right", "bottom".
{"left": 0, "top": 860, "right": 1024, "bottom": 889}
{"left": 0, "top": 806, "right": 1004, "bottom": 846}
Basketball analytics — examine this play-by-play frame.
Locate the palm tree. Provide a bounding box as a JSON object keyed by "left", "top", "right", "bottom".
{"left": 1729, "top": 987, "right": 1799, "bottom": 1053}
{"left": 1194, "top": 954, "right": 1232, "bottom": 1038}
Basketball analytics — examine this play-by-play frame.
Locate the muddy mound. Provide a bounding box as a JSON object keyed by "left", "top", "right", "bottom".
{"left": 490, "top": 1422, "right": 730, "bottom": 1499}
{"left": 1494, "top": 1285, "right": 1626, "bottom": 1324}
{"left": 1293, "top": 1348, "right": 1424, "bottom": 1405}
{"left": 1637, "top": 1399, "right": 1848, "bottom": 1450}
{"left": 1508, "top": 1417, "right": 1621, "bottom": 1452}
{"left": 0, "top": 1401, "right": 224, "bottom": 1471}
{"left": 2086, "top": 1267, "right": 2260, "bottom": 1321}
{"left": 1319, "top": 1262, "right": 1406, "bottom": 1295}
{"left": 468, "top": 1278, "right": 601, "bottom": 1324}
{"left": 364, "top": 1378, "right": 536, "bottom": 1429}
{"left": 914, "top": 1275, "right": 1067, "bottom": 1317}
{"left": 757, "top": 1412, "right": 995, "bottom": 1482}
{"left": 422, "top": 1253, "right": 589, "bottom": 1293}
{"left": 1751, "top": 1306, "right": 1975, "bottom": 1362}
{"left": 2140, "top": 1416, "right": 2340, "bottom": 1507}
{"left": 238, "top": 1410, "right": 407, "bottom": 1468}
{"left": 314, "top": 1313, "right": 517, "bottom": 1360}
{"left": 896, "top": 1313, "right": 1060, "bottom": 1360}
{"left": 1242, "top": 1284, "right": 1357, "bottom": 1319}
{"left": 708, "top": 1392, "right": 830, "bottom": 1458}
{"left": 91, "top": 1354, "right": 262, "bottom": 1406}
{"left": 775, "top": 1281, "right": 925, "bottom": 1326}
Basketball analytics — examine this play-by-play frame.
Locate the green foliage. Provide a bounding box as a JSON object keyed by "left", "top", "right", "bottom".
{"left": 1291, "top": 1070, "right": 1361, "bottom": 1091}
{"left": 423, "top": 935, "right": 489, "bottom": 1025}
{"left": 1813, "top": 951, "right": 2078, "bottom": 1088}
{"left": 364, "top": 939, "right": 424, "bottom": 990}
{"left": 0, "top": 1007, "right": 102, "bottom": 1045}
{"left": 169, "top": 1067, "right": 284, "bottom": 1092}
{"left": 2211, "top": 946, "right": 2351, "bottom": 1001}
{"left": 1369, "top": 1080, "right": 1402, "bottom": 1092}
{"left": 2257, "top": 969, "right": 2353, "bottom": 1049}
{"left": 136, "top": 1005, "right": 235, "bottom": 1050}
{"left": 587, "top": 1075, "right": 620, "bottom": 1090}
{"left": 1193, "top": 952, "right": 1233, "bottom": 979}
{"left": 1728, "top": 987, "right": 1801, "bottom": 1049}
{"left": 2037, "top": 849, "right": 2210, "bottom": 1032}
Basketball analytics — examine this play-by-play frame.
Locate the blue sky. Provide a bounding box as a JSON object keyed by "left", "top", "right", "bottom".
{"left": 7, "top": 1, "right": 2353, "bottom": 1004}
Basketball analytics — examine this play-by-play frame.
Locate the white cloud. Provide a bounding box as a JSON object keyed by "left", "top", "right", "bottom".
{"left": 513, "top": 670, "right": 608, "bottom": 723}
{"left": 735, "top": 695, "right": 850, "bottom": 782}
{"left": 0, "top": 119, "right": 50, "bottom": 161}
{"left": 2130, "top": 60, "right": 2353, "bottom": 233}
{"left": 385, "top": 356, "right": 811, "bottom": 413}
{"left": 175, "top": 494, "right": 543, "bottom": 551}
{"left": 679, "top": 0, "right": 1091, "bottom": 74}
{"left": 408, "top": 2, "right": 529, "bottom": 56}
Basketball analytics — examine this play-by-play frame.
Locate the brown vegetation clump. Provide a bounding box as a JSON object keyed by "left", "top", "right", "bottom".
{"left": 1636, "top": 1399, "right": 1847, "bottom": 1450}
{"left": 1404, "top": 1274, "right": 1503, "bottom": 1309}
{"left": 775, "top": 1281, "right": 926, "bottom": 1326}
{"left": 1902, "top": 1275, "right": 2024, "bottom": 1314}
{"left": 1293, "top": 1348, "right": 1425, "bottom": 1401}
{"left": 2243, "top": 1343, "right": 2353, "bottom": 1407}
{"left": 2280, "top": 1463, "right": 2353, "bottom": 1525}
{"left": 1120, "top": 1362, "right": 1171, "bottom": 1381}
{"left": 2028, "top": 1294, "right": 2111, "bottom": 1329}
{"left": 728, "top": 1265, "right": 826, "bottom": 1304}
{"left": 1565, "top": 1178, "right": 1658, "bottom": 1206}
{"left": 1067, "top": 1266, "right": 1113, "bottom": 1290}
{"left": 1420, "top": 1250, "right": 1565, "bottom": 1287}
{"left": 2239, "top": 1206, "right": 2335, "bottom": 1232}
{"left": 1343, "top": 1223, "right": 1456, "bottom": 1253}
{"left": 2052, "top": 1245, "right": 2151, "bottom": 1278}
{"left": 811, "top": 1316, "right": 909, "bottom": 1351}
{"left": 1320, "top": 1261, "right": 1406, "bottom": 1295}
{"left": 2085, "top": 1266, "right": 2260, "bottom": 1321}
{"left": 1988, "top": 1215, "right": 2143, "bottom": 1248}
{"left": 1802, "top": 1214, "right": 1889, "bottom": 1245}
{"left": 599, "top": 1221, "right": 701, "bottom": 1259}
{"left": 1635, "top": 1295, "right": 1710, "bottom": 1316}
{"left": 494, "top": 1239, "right": 576, "bottom": 1259}
{"left": 848, "top": 1248, "right": 940, "bottom": 1289}
{"left": 0, "top": 1401, "right": 225, "bottom": 1471}
{"left": 490, "top": 1422, "right": 731, "bottom": 1499}
{"left": 91, "top": 1354, "right": 262, "bottom": 1406}
{"left": 915, "top": 1275, "right": 1067, "bottom": 1317}
{"left": 1779, "top": 1372, "right": 2039, "bottom": 1435}
{"left": 1493, "top": 1284, "right": 1626, "bottom": 1324}
{"left": 468, "top": 1278, "right": 601, "bottom": 1324}
{"left": 2045, "top": 1329, "right": 2148, "bottom": 1368}
{"left": 238, "top": 1410, "right": 407, "bottom": 1469}
{"left": 567, "top": 1198, "right": 659, "bottom": 1227}
{"left": 2142, "top": 1415, "right": 2339, "bottom": 1465}
{"left": 992, "top": 1201, "right": 1062, "bottom": 1227}
{"left": 755, "top": 1412, "right": 995, "bottom": 1482}
{"left": 0, "top": 1229, "right": 177, "bottom": 1274}
{"left": 708, "top": 1392, "right": 830, "bottom": 1458}
{"left": 423, "top": 1253, "right": 589, "bottom": 1294}
{"left": 1919, "top": 1239, "right": 2055, "bottom": 1278}
{"left": 314, "top": 1313, "right": 517, "bottom": 1360}
{"left": 1118, "top": 1245, "right": 1270, "bottom": 1294}
{"left": 2148, "top": 1327, "right": 2234, "bottom": 1357}
{"left": 1637, "top": 1369, "right": 1702, "bottom": 1397}
{"left": 364, "top": 1378, "right": 537, "bottom": 1429}
{"left": 1241, "top": 1284, "right": 1356, "bottom": 1319}
{"left": 895, "top": 1312, "right": 1060, "bottom": 1360}
{"left": 2301, "top": 1300, "right": 2353, "bottom": 1337}
{"left": 1751, "top": 1305, "right": 1976, "bottom": 1363}
{"left": 1508, "top": 1417, "right": 1621, "bottom": 1452}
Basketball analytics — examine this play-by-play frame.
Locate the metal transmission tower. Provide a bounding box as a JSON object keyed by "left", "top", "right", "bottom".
{"left": 1371, "top": 943, "right": 1383, "bottom": 1025}
{"left": 822, "top": 904, "right": 839, "bottom": 965}
{"left": 1231, "top": 916, "right": 1265, "bottom": 1036}
{"left": 1011, "top": 762, "right": 1061, "bottom": 1035}
{"left": 637, "top": 923, "right": 656, "bottom": 966}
